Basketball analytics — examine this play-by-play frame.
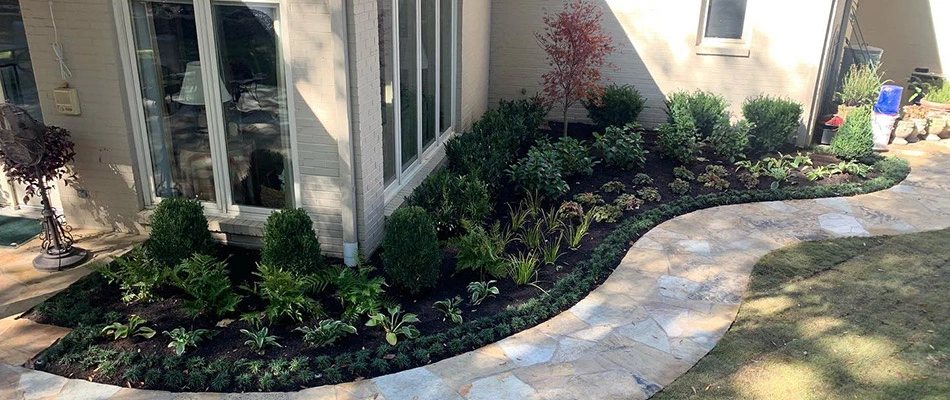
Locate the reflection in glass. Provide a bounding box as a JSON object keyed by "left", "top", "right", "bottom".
{"left": 0, "top": 1, "right": 42, "bottom": 122}
{"left": 439, "top": 0, "right": 453, "bottom": 133}
{"left": 420, "top": 0, "right": 436, "bottom": 147}
{"left": 130, "top": 1, "right": 216, "bottom": 201}
{"left": 704, "top": 0, "right": 747, "bottom": 40}
{"left": 213, "top": 3, "right": 293, "bottom": 209}
{"left": 398, "top": 0, "right": 418, "bottom": 169}
{"left": 378, "top": 0, "right": 396, "bottom": 186}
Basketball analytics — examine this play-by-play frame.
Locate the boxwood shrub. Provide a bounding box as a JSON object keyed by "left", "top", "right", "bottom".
{"left": 147, "top": 198, "right": 214, "bottom": 268}
{"left": 382, "top": 206, "right": 441, "bottom": 294}
{"left": 583, "top": 84, "right": 646, "bottom": 130}
{"left": 261, "top": 208, "right": 325, "bottom": 274}
{"left": 743, "top": 95, "right": 804, "bottom": 155}
{"left": 405, "top": 170, "right": 492, "bottom": 239}
{"left": 829, "top": 105, "right": 874, "bottom": 160}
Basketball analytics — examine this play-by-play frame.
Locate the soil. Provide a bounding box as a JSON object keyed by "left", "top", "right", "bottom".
{"left": 24, "top": 122, "right": 875, "bottom": 390}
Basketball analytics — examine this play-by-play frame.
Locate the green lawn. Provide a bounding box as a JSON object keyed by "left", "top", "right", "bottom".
{"left": 654, "top": 229, "right": 950, "bottom": 400}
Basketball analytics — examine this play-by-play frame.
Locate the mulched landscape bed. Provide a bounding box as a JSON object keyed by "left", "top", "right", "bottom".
{"left": 23, "top": 121, "right": 908, "bottom": 393}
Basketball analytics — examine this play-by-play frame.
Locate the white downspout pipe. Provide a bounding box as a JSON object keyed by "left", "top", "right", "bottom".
{"left": 331, "top": 0, "right": 359, "bottom": 266}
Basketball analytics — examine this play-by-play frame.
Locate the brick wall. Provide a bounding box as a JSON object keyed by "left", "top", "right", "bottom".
{"left": 489, "top": 0, "right": 834, "bottom": 138}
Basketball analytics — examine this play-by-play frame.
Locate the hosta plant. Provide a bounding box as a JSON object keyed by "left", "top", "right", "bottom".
{"left": 164, "top": 328, "right": 214, "bottom": 356}
{"left": 366, "top": 306, "right": 420, "bottom": 346}
{"left": 433, "top": 297, "right": 464, "bottom": 324}
{"left": 467, "top": 280, "right": 500, "bottom": 306}
{"left": 295, "top": 320, "right": 357, "bottom": 348}
{"left": 102, "top": 315, "right": 156, "bottom": 340}
{"left": 240, "top": 327, "right": 282, "bottom": 355}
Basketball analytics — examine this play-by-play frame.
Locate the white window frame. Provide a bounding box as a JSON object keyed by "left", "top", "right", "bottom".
{"left": 112, "top": 0, "right": 301, "bottom": 218}
{"left": 382, "top": 0, "right": 458, "bottom": 204}
{"left": 696, "top": 0, "right": 753, "bottom": 57}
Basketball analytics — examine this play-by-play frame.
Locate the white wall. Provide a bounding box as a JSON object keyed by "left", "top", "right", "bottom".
{"left": 490, "top": 0, "right": 836, "bottom": 137}
{"left": 460, "top": 0, "right": 492, "bottom": 130}
{"left": 857, "top": 0, "right": 948, "bottom": 85}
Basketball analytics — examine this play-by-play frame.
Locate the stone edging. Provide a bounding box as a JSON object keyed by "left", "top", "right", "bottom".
{"left": 5, "top": 145, "right": 950, "bottom": 400}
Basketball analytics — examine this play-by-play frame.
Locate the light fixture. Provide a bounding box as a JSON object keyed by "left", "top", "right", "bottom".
{"left": 177, "top": 61, "right": 232, "bottom": 106}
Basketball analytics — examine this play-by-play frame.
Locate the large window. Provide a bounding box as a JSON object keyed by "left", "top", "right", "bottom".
{"left": 124, "top": 0, "right": 293, "bottom": 211}
{"left": 379, "top": 0, "right": 457, "bottom": 192}
{"left": 0, "top": 0, "right": 41, "bottom": 122}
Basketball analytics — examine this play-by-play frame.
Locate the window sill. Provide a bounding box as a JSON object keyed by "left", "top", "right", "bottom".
{"left": 696, "top": 43, "right": 751, "bottom": 57}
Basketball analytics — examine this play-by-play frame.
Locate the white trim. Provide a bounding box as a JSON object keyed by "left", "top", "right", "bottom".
{"left": 696, "top": 0, "right": 753, "bottom": 57}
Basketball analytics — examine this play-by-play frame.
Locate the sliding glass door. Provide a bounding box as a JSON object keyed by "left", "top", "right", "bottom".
{"left": 124, "top": 0, "right": 293, "bottom": 212}
{"left": 379, "top": 0, "right": 457, "bottom": 194}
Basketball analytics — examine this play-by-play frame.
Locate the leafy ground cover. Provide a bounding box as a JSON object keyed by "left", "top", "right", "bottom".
{"left": 654, "top": 229, "right": 950, "bottom": 399}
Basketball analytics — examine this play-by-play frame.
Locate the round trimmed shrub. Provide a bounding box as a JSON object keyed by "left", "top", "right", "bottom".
{"left": 147, "top": 197, "right": 215, "bottom": 268}
{"left": 261, "top": 208, "right": 325, "bottom": 274}
{"left": 829, "top": 105, "right": 874, "bottom": 160}
{"left": 742, "top": 95, "right": 803, "bottom": 155}
{"left": 583, "top": 84, "right": 646, "bottom": 130}
{"left": 665, "top": 90, "right": 729, "bottom": 140}
{"left": 382, "top": 207, "right": 441, "bottom": 294}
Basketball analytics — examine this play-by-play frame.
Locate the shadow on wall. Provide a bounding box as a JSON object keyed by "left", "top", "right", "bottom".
{"left": 489, "top": 0, "right": 832, "bottom": 135}
{"left": 66, "top": 148, "right": 143, "bottom": 234}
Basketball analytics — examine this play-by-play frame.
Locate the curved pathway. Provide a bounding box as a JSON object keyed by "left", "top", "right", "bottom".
{"left": 4, "top": 143, "right": 950, "bottom": 399}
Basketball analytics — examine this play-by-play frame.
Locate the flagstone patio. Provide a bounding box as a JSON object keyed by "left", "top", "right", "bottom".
{"left": 1, "top": 142, "right": 949, "bottom": 400}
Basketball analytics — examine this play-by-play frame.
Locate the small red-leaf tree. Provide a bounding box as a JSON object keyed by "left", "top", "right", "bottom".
{"left": 536, "top": 0, "right": 616, "bottom": 136}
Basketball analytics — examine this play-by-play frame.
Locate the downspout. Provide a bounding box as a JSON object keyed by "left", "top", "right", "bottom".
{"left": 331, "top": 0, "right": 359, "bottom": 266}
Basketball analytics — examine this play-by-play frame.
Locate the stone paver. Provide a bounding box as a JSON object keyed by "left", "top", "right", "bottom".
{"left": 2, "top": 142, "right": 950, "bottom": 399}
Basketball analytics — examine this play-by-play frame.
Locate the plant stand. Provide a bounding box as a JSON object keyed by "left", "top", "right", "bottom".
{"left": 32, "top": 174, "right": 87, "bottom": 272}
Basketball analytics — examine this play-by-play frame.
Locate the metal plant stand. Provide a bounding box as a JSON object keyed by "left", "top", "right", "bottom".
{"left": 0, "top": 103, "right": 87, "bottom": 272}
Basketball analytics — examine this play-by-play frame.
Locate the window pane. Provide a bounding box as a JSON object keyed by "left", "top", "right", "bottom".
{"left": 421, "top": 0, "right": 436, "bottom": 147}
{"left": 130, "top": 1, "right": 216, "bottom": 201}
{"left": 213, "top": 3, "right": 294, "bottom": 209}
{"left": 378, "top": 0, "right": 396, "bottom": 186}
{"left": 0, "top": 1, "right": 42, "bottom": 122}
{"left": 704, "top": 0, "right": 747, "bottom": 40}
{"left": 398, "top": 0, "right": 417, "bottom": 170}
{"left": 439, "top": 0, "right": 453, "bottom": 133}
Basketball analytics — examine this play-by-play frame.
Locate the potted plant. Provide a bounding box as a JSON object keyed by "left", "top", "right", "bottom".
{"left": 819, "top": 114, "right": 844, "bottom": 145}
{"left": 920, "top": 81, "right": 950, "bottom": 111}
{"left": 836, "top": 63, "right": 887, "bottom": 120}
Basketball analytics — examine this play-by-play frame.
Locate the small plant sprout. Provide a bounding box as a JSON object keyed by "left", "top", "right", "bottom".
{"left": 636, "top": 187, "right": 661, "bottom": 203}
{"left": 102, "top": 315, "right": 156, "bottom": 340}
{"left": 673, "top": 165, "right": 695, "bottom": 181}
{"left": 366, "top": 306, "right": 420, "bottom": 346}
{"left": 295, "top": 320, "right": 357, "bottom": 348}
{"left": 668, "top": 179, "right": 690, "bottom": 195}
{"left": 541, "top": 232, "right": 564, "bottom": 266}
{"left": 614, "top": 193, "right": 644, "bottom": 211}
{"left": 164, "top": 328, "right": 215, "bottom": 356}
{"left": 240, "top": 327, "right": 282, "bottom": 355}
{"left": 631, "top": 173, "right": 654, "bottom": 187}
{"left": 557, "top": 201, "right": 585, "bottom": 221}
{"left": 600, "top": 180, "right": 627, "bottom": 193}
{"left": 433, "top": 297, "right": 464, "bottom": 324}
{"left": 467, "top": 280, "right": 500, "bottom": 306}
{"left": 517, "top": 222, "right": 545, "bottom": 250}
{"left": 566, "top": 211, "right": 594, "bottom": 250}
{"left": 507, "top": 252, "right": 540, "bottom": 286}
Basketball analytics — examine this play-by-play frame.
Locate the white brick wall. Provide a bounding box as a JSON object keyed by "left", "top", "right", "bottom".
{"left": 19, "top": 0, "right": 142, "bottom": 232}
{"left": 460, "top": 0, "right": 492, "bottom": 130}
{"left": 489, "top": 0, "right": 834, "bottom": 135}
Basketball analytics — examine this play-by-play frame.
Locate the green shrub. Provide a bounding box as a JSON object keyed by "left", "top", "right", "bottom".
{"left": 295, "top": 320, "right": 357, "bottom": 348}
{"left": 631, "top": 173, "right": 654, "bottom": 187}
{"left": 583, "top": 84, "right": 646, "bottom": 130}
{"left": 94, "top": 245, "right": 165, "bottom": 304}
{"left": 497, "top": 95, "right": 550, "bottom": 136}
{"left": 405, "top": 170, "right": 492, "bottom": 239}
{"left": 246, "top": 264, "right": 324, "bottom": 324}
{"left": 544, "top": 137, "right": 596, "bottom": 177}
{"left": 924, "top": 81, "right": 950, "bottom": 103}
{"left": 673, "top": 166, "right": 695, "bottom": 181}
{"left": 613, "top": 194, "right": 644, "bottom": 211}
{"left": 657, "top": 102, "right": 700, "bottom": 164}
{"left": 453, "top": 222, "right": 511, "bottom": 279}
{"left": 743, "top": 95, "right": 803, "bottom": 155}
{"left": 170, "top": 254, "right": 243, "bottom": 318}
{"left": 600, "top": 181, "right": 627, "bottom": 193}
{"left": 382, "top": 207, "right": 441, "bottom": 294}
{"left": 590, "top": 205, "right": 622, "bottom": 223}
{"left": 331, "top": 263, "right": 387, "bottom": 321}
{"left": 669, "top": 179, "right": 690, "bottom": 195}
{"left": 508, "top": 144, "right": 570, "bottom": 199}
{"left": 147, "top": 198, "right": 214, "bottom": 268}
{"left": 829, "top": 106, "right": 874, "bottom": 160}
{"left": 593, "top": 123, "right": 648, "bottom": 170}
{"left": 698, "top": 165, "right": 731, "bottom": 191}
{"left": 261, "top": 209, "right": 324, "bottom": 274}
{"left": 837, "top": 63, "right": 885, "bottom": 107}
{"left": 665, "top": 90, "right": 729, "bottom": 139}
{"left": 709, "top": 119, "right": 751, "bottom": 162}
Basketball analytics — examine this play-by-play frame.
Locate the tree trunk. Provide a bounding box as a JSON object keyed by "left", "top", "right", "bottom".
{"left": 562, "top": 107, "right": 569, "bottom": 137}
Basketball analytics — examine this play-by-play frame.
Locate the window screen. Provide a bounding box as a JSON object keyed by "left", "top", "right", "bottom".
{"left": 704, "top": 0, "right": 747, "bottom": 40}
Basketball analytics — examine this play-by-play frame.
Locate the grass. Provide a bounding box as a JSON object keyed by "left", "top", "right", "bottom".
{"left": 654, "top": 229, "right": 950, "bottom": 400}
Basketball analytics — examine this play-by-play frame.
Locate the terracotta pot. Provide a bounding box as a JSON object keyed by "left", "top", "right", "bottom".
{"left": 921, "top": 99, "right": 950, "bottom": 112}
{"left": 892, "top": 120, "right": 916, "bottom": 145}
{"left": 837, "top": 105, "right": 858, "bottom": 120}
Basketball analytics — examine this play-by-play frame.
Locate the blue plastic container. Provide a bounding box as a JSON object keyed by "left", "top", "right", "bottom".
{"left": 874, "top": 85, "right": 903, "bottom": 115}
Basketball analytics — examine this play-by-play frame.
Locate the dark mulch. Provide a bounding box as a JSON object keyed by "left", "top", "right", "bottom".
{"left": 24, "top": 122, "right": 873, "bottom": 390}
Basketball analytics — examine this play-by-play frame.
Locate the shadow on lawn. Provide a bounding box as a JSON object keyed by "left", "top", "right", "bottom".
{"left": 655, "top": 230, "right": 950, "bottom": 400}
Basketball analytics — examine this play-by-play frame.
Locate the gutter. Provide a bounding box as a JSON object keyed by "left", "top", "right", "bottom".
{"left": 331, "top": 0, "right": 359, "bottom": 266}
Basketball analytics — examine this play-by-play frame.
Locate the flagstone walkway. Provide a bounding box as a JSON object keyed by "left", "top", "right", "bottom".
{"left": 2, "top": 143, "right": 950, "bottom": 400}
